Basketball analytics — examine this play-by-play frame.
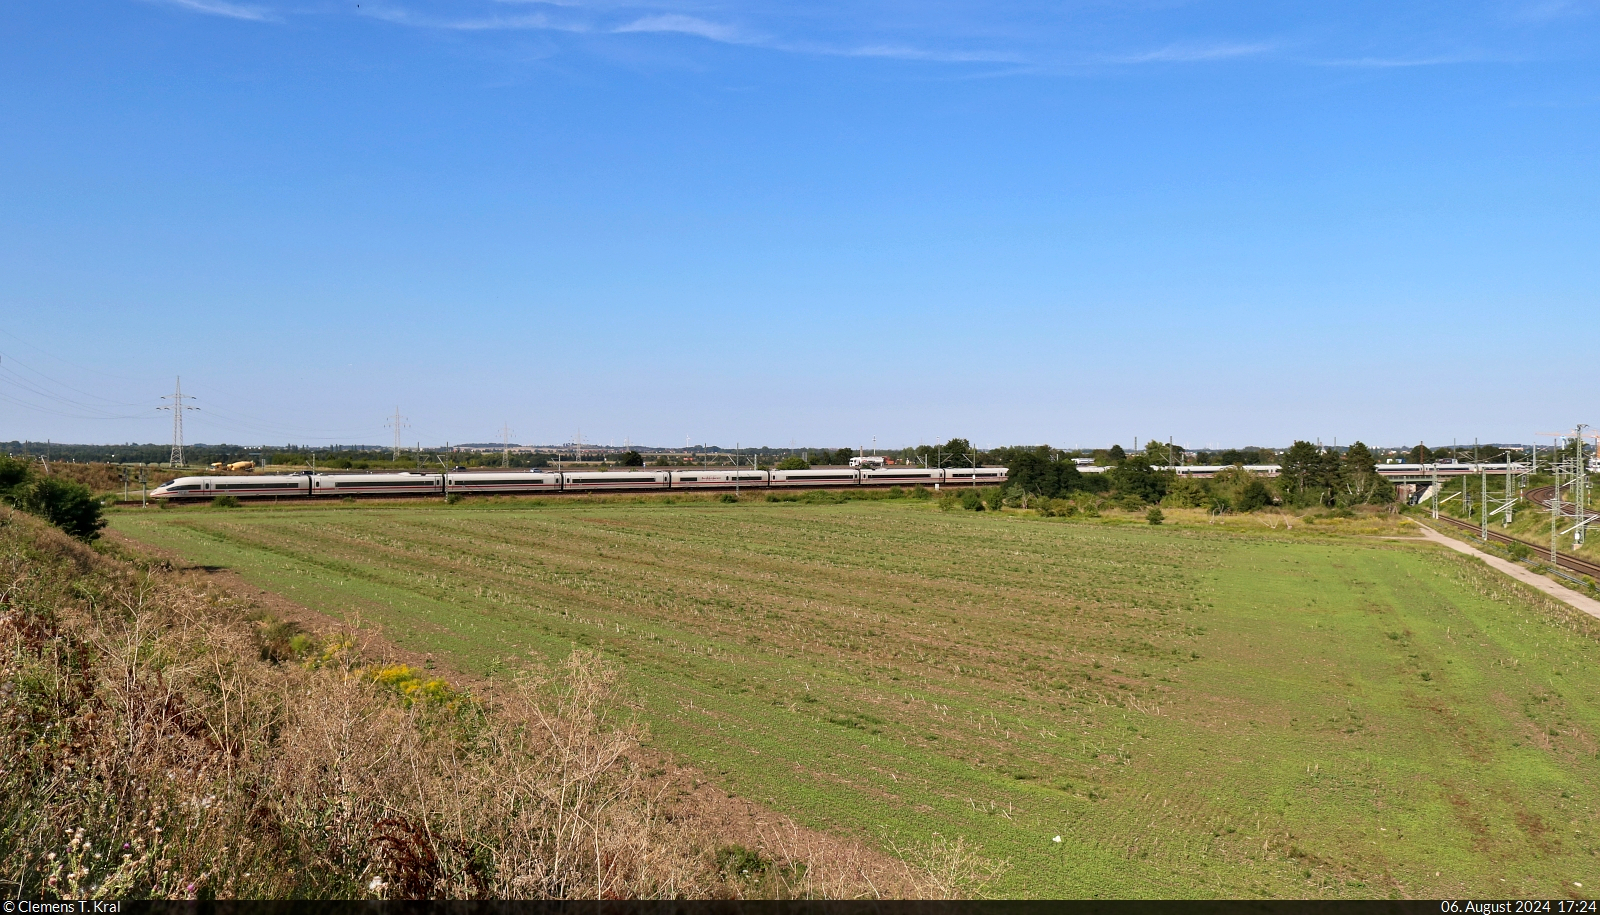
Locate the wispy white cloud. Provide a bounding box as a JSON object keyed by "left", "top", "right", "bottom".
{"left": 361, "top": 5, "right": 587, "bottom": 32}
{"left": 829, "top": 44, "right": 1024, "bottom": 64}
{"left": 366, "top": 5, "right": 1521, "bottom": 75}
{"left": 1310, "top": 53, "right": 1507, "bottom": 68}
{"left": 1098, "top": 42, "right": 1277, "bottom": 65}
{"left": 609, "top": 14, "right": 1024, "bottom": 64}
{"left": 148, "top": 0, "right": 275, "bottom": 21}
{"left": 1506, "top": 0, "right": 1596, "bottom": 22}
{"left": 614, "top": 13, "right": 748, "bottom": 43}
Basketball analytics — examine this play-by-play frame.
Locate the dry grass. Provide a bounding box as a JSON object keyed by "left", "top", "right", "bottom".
{"left": 0, "top": 507, "right": 980, "bottom": 899}
{"left": 32, "top": 463, "right": 182, "bottom": 500}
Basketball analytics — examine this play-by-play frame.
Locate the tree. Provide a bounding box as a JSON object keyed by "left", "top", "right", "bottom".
{"left": 1344, "top": 441, "right": 1377, "bottom": 476}
{"left": 1408, "top": 443, "right": 1433, "bottom": 464}
{"left": 1107, "top": 456, "right": 1167, "bottom": 504}
{"left": 1215, "top": 448, "right": 1262, "bottom": 466}
{"left": 1107, "top": 444, "right": 1127, "bottom": 465}
{"left": 1338, "top": 441, "right": 1394, "bottom": 506}
{"left": 912, "top": 438, "right": 975, "bottom": 468}
{"left": 1004, "top": 449, "right": 1084, "bottom": 499}
{"left": 809, "top": 448, "right": 856, "bottom": 466}
{"left": 1209, "top": 465, "right": 1273, "bottom": 512}
{"left": 1280, "top": 441, "right": 1317, "bottom": 506}
{"left": 1144, "top": 439, "right": 1184, "bottom": 465}
{"left": 1280, "top": 441, "right": 1341, "bottom": 507}
{"left": 775, "top": 455, "right": 810, "bottom": 471}
{"left": 617, "top": 451, "right": 644, "bottom": 467}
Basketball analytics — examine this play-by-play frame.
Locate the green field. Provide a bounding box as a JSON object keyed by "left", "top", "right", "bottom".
{"left": 110, "top": 499, "right": 1600, "bottom": 898}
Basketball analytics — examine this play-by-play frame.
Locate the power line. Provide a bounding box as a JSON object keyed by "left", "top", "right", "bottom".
{"left": 386, "top": 408, "right": 409, "bottom": 462}
{"left": 157, "top": 377, "right": 198, "bottom": 466}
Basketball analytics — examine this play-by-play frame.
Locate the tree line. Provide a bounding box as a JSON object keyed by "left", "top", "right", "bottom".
{"left": 985, "top": 440, "right": 1394, "bottom": 514}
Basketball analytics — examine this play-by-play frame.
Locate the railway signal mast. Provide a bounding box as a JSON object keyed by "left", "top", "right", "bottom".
{"left": 1540, "top": 425, "right": 1595, "bottom": 551}
{"left": 158, "top": 376, "right": 198, "bottom": 468}
{"left": 1478, "top": 439, "right": 1488, "bottom": 541}
{"left": 1486, "top": 447, "right": 1526, "bottom": 528}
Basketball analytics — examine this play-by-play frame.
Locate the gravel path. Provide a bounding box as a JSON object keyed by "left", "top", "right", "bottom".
{"left": 1413, "top": 522, "right": 1600, "bottom": 620}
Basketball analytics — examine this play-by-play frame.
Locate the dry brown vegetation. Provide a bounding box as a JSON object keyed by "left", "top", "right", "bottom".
{"left": 29, "top": 462, "right": 182, "bottom": 500}
{"left": 0, "top": 507, "right": 968, "bottom": 899}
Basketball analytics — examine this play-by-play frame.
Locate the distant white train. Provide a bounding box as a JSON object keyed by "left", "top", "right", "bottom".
{"left": 149, "top": 466, "right": 1008, "bottom": 501}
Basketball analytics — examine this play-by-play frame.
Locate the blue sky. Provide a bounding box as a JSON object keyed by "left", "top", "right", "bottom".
{"left": 2, "top": 0, "right": 1597, "bottom": 450}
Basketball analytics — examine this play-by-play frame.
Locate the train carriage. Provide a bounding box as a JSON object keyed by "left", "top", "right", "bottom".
{"left": 669, "top": 470, "right": 768, "bottom": 489}
{"left": 446, "top": 472, "right": 561, "bottom": 494}
{"left": 943, "top": 467, "right": 1007, "bottom": 486}
{"left": 316, "top": 473, "right": 442, "bottom": 497}
{"left": 560, "top": 471, "right": 672, "bottom": 492}
{"left": 859, "top": 468, "right": 943, "bottom": 487}
{"left": 151, "top": 475, "right": 311, "bottom": 500}
{"left": 768, "top": 468, "right": 859, "bottom": 487}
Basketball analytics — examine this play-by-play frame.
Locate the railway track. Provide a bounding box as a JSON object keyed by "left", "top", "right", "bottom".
{"left": 1427, "top": 512, "right": 1600, "bottom": 580}
{"left": 109, "top": 481, "right": 926, "bottom": 508}
{"left": 1524, "top": 485, "right": 1600, "bottom": 526}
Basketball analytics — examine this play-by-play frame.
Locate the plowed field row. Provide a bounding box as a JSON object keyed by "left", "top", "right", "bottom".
{"left": 111, "top": 501, "right": 1600, "bottom": 898}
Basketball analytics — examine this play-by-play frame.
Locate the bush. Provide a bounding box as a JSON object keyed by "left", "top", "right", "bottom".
{"left": 801, "top": 490, "right": 847, "bottom": 504}
{"left": 618, "top": 451, "right": 645, "bottom": 467}
{"left": 1163, "top": 478, "right": 1207, "bottom": 509}
{"left": 719, "top": 493, "right": 739, "bottom": 503}
{"left": 775, "top": 456, "right": 810, "bottom": 471}
{"left": 0, "top": 457, "right": 105, "bottom": 540}
{"left": 1236, "top": 479, "right": 1272, "bottom": 512}
{"left": 959, "top": 489, "right": 984, "bottom": 511}
{"left": 212, "top": 494, "right": 241, "bottom": 508}
{"left": 1146, "top": 507, "right": 1165, "bottom": 525}
{"left": 0, "top": 455, "right": 30, "bottom": 492}
{"left": 10, "top": 476, "right": 106, "bottom": 540}
{"left": 983, "top": 486, "right": 1006, "bottom": 512}
{"left": 1038, "top": 498, "right": 1077, "bottom": 518}
{"left": 1507, "top": 541, "right": 1532, "bottom": 562}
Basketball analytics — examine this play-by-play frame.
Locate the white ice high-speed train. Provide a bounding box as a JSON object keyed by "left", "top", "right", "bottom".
{"left": 149, "top": 466, "right": 1009, "bottom": 501}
